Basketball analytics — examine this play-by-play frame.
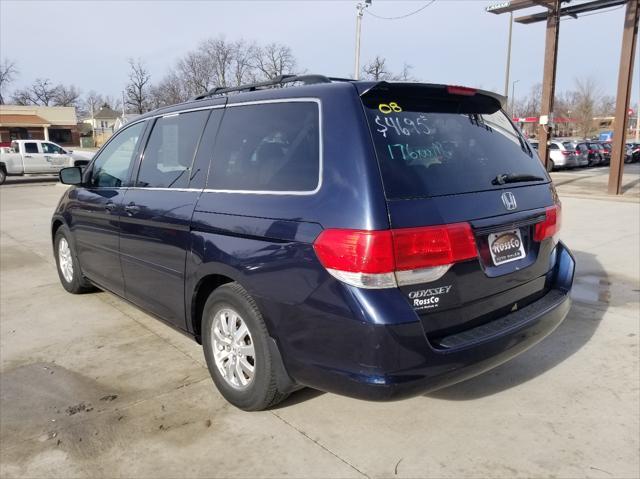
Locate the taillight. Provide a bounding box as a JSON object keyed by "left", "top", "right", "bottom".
{"left": 534, "top": 204, "right": 561, "bottom": 242}
{"left": 561, "top": 150, "right": 571, "bottom": 156}
{"left": 313, "top": 223, "right": 477, "bottom": 289}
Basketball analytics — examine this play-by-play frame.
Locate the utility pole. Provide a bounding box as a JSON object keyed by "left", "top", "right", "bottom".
{"left": 537, "top": 0, "right": 561, "bottom": 171}
{"left": 608, "top": 0, "right": 639, "bottom": 195}
{"left": 354, "top": 0, "right": 371, "bottom": 80}
{"left": 504, "top": 12, "right": 514, "bottom": 97}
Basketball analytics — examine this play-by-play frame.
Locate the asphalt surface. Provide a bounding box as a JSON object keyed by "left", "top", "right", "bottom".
{"left": 1, "top": 174, "right": 639, "bottom": 478}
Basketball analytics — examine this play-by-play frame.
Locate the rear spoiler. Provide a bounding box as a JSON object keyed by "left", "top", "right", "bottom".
{"left": 355, "top": 81, "right": 507, "bottom": 111}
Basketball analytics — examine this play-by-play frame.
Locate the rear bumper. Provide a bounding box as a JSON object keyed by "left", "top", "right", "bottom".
{"left": 287, "top": 242, "right": 575, "bottom": 401}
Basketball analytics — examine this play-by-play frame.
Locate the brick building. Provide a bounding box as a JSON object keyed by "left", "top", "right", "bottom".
{"left": 0, "top": 105, "right": 80, "bottom": 146}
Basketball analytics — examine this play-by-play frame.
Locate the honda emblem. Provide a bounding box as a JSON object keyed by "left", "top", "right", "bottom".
{"left": 501, "top": 192, "right": 517, "bottom": 211}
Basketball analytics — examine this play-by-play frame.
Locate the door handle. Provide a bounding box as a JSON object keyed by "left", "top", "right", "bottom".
{"left": 124, "top": 203, "right": 140, "bottom": 215}
{"left": 105, "top": 202, "right": 116, "bottom": 213}
{"left": 24, "top": 155, "right": 32, "bottom": 158}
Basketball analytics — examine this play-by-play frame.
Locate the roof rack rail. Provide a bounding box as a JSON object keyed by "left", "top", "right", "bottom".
{"left": 193, "top": 74, "right": 353, "bottom": 100}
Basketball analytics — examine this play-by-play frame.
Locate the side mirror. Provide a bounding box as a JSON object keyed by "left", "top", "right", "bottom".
{"left": 59, "top": 167, "right": 83, "bottom": 185}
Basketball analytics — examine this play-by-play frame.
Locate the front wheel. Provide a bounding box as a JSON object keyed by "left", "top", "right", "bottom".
{"left": 54, "top": 227, "right": 93, "bottom": 294}
{"left": 202, "top": 282, "right": 289, "bottom": 411}
{"left": 0, "top": 168, "right": 6, "bottom": 185}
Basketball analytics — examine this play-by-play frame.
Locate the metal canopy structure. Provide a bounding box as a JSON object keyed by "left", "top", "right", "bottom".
{"left": 488, "top": 0, "right": 639, "bottom": 195}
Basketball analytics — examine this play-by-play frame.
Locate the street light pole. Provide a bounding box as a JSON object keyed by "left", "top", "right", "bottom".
{"left": 354, "top": 1, "right": 370, "bottom": 80}
{"left": 504, "top": 12, "right": 514, "bottom": 97}
{"left": 511, "top": 79, "right": 520, "bottom": 117}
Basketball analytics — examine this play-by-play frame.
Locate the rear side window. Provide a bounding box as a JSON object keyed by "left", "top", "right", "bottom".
{"left": 24, "top": 142, "right": 38, "bottom": 154}
{"left": 208, "top": 102, "right": 320, "bottom": 192}
{"left": 137, "top": 110, "right": 209, "bottom": 189}
{"left": 363, "top": 93, "right": 547, "bottom": 199}
{"left": 549, "top": 143, "right": 559, "bottom": 150}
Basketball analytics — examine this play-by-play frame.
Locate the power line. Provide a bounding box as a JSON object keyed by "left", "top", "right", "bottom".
{"left": 365, "top": 0, "right": 436, "bottom": 20}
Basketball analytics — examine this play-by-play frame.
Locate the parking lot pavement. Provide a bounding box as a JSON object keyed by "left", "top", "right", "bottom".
{"left": 550, "top": 163, "right": 640, "bottom": 200}
{"left": 1, "top": 182, "right": 639, "bottom": 479}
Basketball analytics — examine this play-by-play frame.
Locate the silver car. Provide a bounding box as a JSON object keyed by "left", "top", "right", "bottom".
{"left": 529, "top": 140, "right": 585, "bottom": 171}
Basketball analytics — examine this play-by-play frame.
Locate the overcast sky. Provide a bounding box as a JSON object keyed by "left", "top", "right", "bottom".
{"left": 1, "top": 0, "right": 637, "bottom": 104}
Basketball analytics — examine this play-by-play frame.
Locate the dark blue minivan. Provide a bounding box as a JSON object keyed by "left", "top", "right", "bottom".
{"left": 53, "top": 75, "right": 574, "bottom": 411}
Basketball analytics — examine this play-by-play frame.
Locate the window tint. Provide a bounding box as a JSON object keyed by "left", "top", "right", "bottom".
{"left": 42, "top": 142, "right": 64, "bottom": 154}
{"left": 24, "top": 142, "right": 38, "bottom": 154}
{"left": 137, "top": 110, "right": 209, "bottom": 188}
{"left": 549, "top": 143, "right": 559, "bottom": 150}
{"left": 90, "top": 122, "right": 145, "bottom": 188}
{"left": 363, "top": 95, "right": 546, "bottom": 199}
{"left": 209, "top": 102, "right": 320, "bottom": 192}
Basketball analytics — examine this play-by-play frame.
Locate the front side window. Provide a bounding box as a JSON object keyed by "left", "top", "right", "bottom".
{"left": 89, "top": 122, "right": 145, "bottom": 188}
{"left": 24, "top": 142, "right": 38, "bottom": 154}
{"left": 209, "top": 102, "right": 320, "bottom": 192}
{"left": 136, "top": 110, "right": 209, "bottom": 189}
{"left": 42, "top": 142, "right": 64, "bottom": 154}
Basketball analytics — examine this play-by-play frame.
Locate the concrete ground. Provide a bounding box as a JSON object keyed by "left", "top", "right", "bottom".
{"left": 1, "top": 175, "right": 639, "bottom": 478}
{"left": 550, "top": 163, "right": 640, "bottom": 200}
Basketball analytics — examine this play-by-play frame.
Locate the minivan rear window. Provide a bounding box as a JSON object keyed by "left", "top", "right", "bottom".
{"left": 362, "top": 93, "right": 547, "bottom": 199}
{"left": 209, "top": 102, "right": 319, "bottom": 192}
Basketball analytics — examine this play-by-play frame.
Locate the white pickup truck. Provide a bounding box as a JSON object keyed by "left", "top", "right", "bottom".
{"left": 0, "top": 140, "right": 94, "bottom": 185}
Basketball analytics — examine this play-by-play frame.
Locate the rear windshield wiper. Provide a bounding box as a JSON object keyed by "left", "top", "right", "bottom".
{"left": 492, "top": 173, "right": 545, "bottom": 185}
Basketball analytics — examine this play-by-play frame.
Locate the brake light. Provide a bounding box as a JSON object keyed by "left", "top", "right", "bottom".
{"left": 534, "top": 204, "right": 561, "bottom": 242}
{"left": 447, "top": 85, "right": 476, "bottom": 96}
{"left": 313, "top": 223, "right": 477, "bottom": 289}
{"left": 561, "top": 150, "right": 571, "bottom": 156}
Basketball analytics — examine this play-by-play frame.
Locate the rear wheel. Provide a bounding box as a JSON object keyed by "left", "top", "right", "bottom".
{"left": 54, "top": 227, "right": 93, "bottom": 294}
{"left": 546, "top": 160, "right": 555, "bottom": 172}
{"left": 202, "top": 282, "right": 288, "bottom": 411}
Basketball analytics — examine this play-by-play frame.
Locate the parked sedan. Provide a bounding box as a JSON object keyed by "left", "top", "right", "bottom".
{"left": 548, "top": 141, "right": 583, "bottom": 170}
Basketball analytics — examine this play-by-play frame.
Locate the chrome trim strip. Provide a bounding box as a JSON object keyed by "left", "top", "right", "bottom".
{"left": 204, "top": 98, "right": 322, "bottom": 196}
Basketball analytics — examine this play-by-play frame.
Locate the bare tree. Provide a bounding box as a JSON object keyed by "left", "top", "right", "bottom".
{"left": 83, "top": 90, "right": 104, "bottom": 117}
{"left": 53, "top": 84, "right": 81, "bottom": 107}
{"left": 149, "top": 70, "right": 189, "bottom": 109}
{"left": 11, "top": 78, "right": 57, "bottom": 105}
{"left": 103, "top": 94, "right": 123, "bottom": 113}
{"left": 253, "top": 43, "right": 297, "bottom": 80}
{"left": 202, "top": 37, "right": 235, "bottom": 87}
{"left": 178, "top": 49, "right": 215, "bottom": 96}
{"left": 597, "top": 95, "right": 615, "bottom": 117}
{"left": 361, "top": 55, "right": 390, "bottom": 81}
{"left": 361, "top": 56, "right": 411, "bottom": 81}
{"left": 573, "top": 77, "right": 601, "bottom": 139}
{"left": 126, "top": 58, "right": 151, "bottom": 114}
{"left": 232, "top": 40, "right": 258, "bottom": 86}
{"left": 0, "top": 59, "right": 18, "bottom": 104}
{"left": 392, "top": 63, "right": 415, "bottom": 81}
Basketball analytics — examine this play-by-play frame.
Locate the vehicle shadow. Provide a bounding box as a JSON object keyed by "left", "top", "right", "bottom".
{"left": 426, "top": 249, "right": 608, "bottom": 401}
{"left": 3, "top": 176, "right": 59, "bottom": 186}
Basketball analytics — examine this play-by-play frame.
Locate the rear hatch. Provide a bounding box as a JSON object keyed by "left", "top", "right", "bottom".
{"left": 360, "top": 82, "right": 561, "bottom": 345}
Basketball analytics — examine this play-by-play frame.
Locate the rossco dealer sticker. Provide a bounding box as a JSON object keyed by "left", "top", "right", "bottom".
{"left": 408, "top": 285, "right": 452, "bottom": 311}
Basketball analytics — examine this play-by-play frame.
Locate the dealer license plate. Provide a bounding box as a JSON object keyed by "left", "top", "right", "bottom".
{"left": 488, "top": 229, "right": 526, "bottom": 266}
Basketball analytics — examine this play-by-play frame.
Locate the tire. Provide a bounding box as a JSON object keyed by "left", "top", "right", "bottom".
{"left": 0, "top": 167, "right": 6, "bottom": 185}
{"left": 54, "top": 227, "right": 93, "bottom": 294}
{"left": 546, "top": 160, "right": 555, "bottom": 172}
{"left": 202, "top": 282, "right": 289, "bottom": 411}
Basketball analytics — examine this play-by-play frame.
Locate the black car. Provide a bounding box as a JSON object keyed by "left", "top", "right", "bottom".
{"left": 52, "top": 76, "right": 575, "bottom": 411}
